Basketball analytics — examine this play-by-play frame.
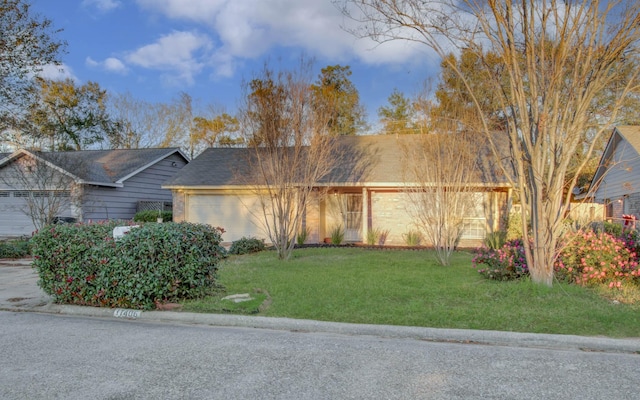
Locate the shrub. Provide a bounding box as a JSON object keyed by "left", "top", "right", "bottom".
{"left": 619, "top": 229, "right": 640, "bottom": 257}
{"left": 602, "top": 221, "right": 623, "bottom": 237}
{"left": 473, "top": 239, "right": 529, "bottom": 281}
{"left": 484, "top": 231, "right": 507, "bottom": 250}
{"left": 366, "top": 228, "right": 379, "bottom": 245}
{"left": 402, "top": 230, "right": 422, "bottom": 247}
{"left": 296, "top": 227, "right": 310, "bottom": 246}
{"left": 366, "top": 228, "right": 391, "bottom": 246}
{"left": 555, "top": 230, "right": 639, "bottom": 289}
{"left": 31, "top": 221, "right": 225, "bottom": 310}
{"left": 377, "top": 229, "right": 390, "bottom": 245}
{"left": 365, "top": 227, "right": 386, "bottom": 246}
{"left": 330, "top": 225, "right": 344, "bottom": 245}
{"left": 506, "top": 212, "right": 526, "bottom": 240}
{"left": 228, "top": 237, "right": 266, "bottom": 255}
{"left": 0, "top": 239, "right": 31, "bottom": 258}
{"left": 133, "top": 210, "right": 173, "bottom": 222}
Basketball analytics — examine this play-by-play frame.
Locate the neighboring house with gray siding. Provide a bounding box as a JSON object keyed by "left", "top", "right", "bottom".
{"left": 0, "top": 148, "right": 188, "bottom": 237}
{"left": 591, "top": 126, "right": 640, "bottom": 224}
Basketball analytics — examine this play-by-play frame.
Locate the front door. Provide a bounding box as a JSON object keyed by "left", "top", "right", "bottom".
{"left": 343, "top": 194, "right": 362, "bottom": 242}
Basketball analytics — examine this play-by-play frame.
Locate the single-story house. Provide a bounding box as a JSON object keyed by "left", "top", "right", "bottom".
{"left": 0, "top": 148, "right": 188, "bottom": 237}
{"left": 590, "top": 126, "right": 640, "bottom": 224}
{"left": 163, "top": 134, "right": 512, "bottom": 247}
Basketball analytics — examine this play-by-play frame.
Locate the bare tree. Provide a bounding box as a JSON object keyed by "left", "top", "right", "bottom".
{"left": 342, "top": 0, "right": 640, "bottom": 285}
{"left": 107, "top": 92, "right": 167, "bottom": 149}
{"left": 402, "top": 129, "right": 482, "bottom": 266}
{"left": 238, "top": 59, "right": 341, "bottom": 260}
{"left": 0, "top": 152, "right": 83, "bottom": 231}
{"left": 159, "top": 92, "right": 195, "bottom": 156}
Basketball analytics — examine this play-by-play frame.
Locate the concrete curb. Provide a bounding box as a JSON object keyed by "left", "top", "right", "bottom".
{"left": 18, "top": 303, "right": 640, "bottom": 355}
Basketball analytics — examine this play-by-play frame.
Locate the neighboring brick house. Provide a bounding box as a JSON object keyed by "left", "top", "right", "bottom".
{"left": 591, "top": 126, "right": 640, "bottom": 226}
{"left": 0, "top": 148, "right": 188, "bottom": 237}
{"left": 163, "top": 135, "right": 512, "bottom": 246}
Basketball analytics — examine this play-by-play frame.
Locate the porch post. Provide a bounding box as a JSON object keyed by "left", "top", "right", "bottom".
{"left": 362, "top": 187, "right": 368, "bottom": 243}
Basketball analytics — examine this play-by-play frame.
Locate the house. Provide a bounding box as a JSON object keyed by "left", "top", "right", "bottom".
{"left": 0, "top": 148, "right": 188, "bottom": 237}
{"left": 590, "top": 126, "right": 640, "bottom": 224}
{"left": 162, "top": 134, "right": 512, "bottom": 247}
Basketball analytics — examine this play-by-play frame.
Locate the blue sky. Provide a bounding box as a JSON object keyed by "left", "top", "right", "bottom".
{"left": 30, "top": 0, "right": 442, "bottom": 131}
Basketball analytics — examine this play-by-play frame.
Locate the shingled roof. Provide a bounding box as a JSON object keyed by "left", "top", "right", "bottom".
{"left": 1, "top": 148, "right": 186, "bottom": 187}
{"left": 163, "top": 134, "right": 510, "bottom": 189}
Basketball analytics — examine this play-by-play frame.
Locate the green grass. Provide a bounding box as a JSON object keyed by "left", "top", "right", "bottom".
{"left": 182, "top": 247, "right": 640, "bottom": 338}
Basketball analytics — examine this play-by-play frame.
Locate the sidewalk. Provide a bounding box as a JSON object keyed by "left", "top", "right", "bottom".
{"left": 2, "top": 259, "right": 640, "bottom": 354}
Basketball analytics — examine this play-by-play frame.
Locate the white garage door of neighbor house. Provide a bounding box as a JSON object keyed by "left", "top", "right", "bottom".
{"left": 0, "top": 192, "right": 37, "bottom": 237}
{"left": 186, "top": 194, "right": 265, "bottom": 242}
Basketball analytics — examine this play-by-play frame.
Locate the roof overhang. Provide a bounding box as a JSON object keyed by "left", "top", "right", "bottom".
{"left": 117, "top": 148, "right": 188, "bottom": 184}
{"left": 0, "top": 149, "right": 83, "bottom": 182}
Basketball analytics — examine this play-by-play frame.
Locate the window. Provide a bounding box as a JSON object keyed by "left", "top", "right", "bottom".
{"left": 0, "top": 191, "right": 9, "bottom": 198}
{"left": 53, "top": 191, "right": 71, "bottom": 198}
{"left": 461, "top": 218, "right": 486, "bottom": 239}
{"left": 605, "top": 199, "right": 613, "bottom": 219}
{"left": 32, "top": 191, "right": 50, "bottom": 198}
{"left": 13, "top": 191, "right": 29, "bottom": 198}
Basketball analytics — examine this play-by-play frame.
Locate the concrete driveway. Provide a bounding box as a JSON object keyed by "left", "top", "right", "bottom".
{"left": 0, "top": 258, "right": 51, "bottom": 310}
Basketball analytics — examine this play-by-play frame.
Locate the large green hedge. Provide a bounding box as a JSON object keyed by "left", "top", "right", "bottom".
{"left": 31, "top": 221, "right": 225, "bottom": 310}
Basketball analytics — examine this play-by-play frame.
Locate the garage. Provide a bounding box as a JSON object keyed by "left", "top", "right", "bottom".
{"left": 0, "top": 190, "right": 75, "bottom": 238}
{"left": 0, "top": 191, "right": 38, "bottom": 237}
{"left": 185, "top": 194, "right": 266, "bottom": 242}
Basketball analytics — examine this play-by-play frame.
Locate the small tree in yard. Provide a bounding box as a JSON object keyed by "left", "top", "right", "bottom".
{"left": 239, "top": 59, "right": 341, "bottom": 260}
{"left": 402, "top": 130, "right": 482, "bottom": 266}
{"left": 343, "top": 0, "right": 640, "bottom": 286}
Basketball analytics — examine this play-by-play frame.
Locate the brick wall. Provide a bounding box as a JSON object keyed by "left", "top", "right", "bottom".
{"left": 172, "top": 190, "right": 185, "bottom": 222}
{"left": 370, "top": 191, "right": 414, "bottom": 245}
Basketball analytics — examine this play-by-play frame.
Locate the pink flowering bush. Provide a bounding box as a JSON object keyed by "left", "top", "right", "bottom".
{"left": 554, "top": 230, "right": 639, "bottom": 289}
{"left": 472, "top": 239, "right": 528, "bottom": 281}
{"left": 473, "top": 224, "right": 640, "bottom": 303}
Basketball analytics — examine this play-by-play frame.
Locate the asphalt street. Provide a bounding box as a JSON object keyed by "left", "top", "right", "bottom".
{"left": 2, "top": 311, "right": 640, "bottom": 400}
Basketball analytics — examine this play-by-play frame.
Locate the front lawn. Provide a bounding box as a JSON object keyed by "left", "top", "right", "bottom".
{"left": 182, "top": 247, "right": 640, "bottom": 338}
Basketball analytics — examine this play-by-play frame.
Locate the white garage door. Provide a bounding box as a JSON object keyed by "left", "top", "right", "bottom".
{"left": 0, "top": 191, "right": 37, "bottom": 237}
{"left": 0, "top": 190, "right": 74, "bottom": 238}
{"left": 186, "top": 194, "right": 266, "bottom": 242}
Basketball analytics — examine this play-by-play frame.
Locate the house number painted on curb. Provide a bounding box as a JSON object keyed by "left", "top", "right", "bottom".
{"left": 113, "top": 308, "right": 142, "bottom": 319}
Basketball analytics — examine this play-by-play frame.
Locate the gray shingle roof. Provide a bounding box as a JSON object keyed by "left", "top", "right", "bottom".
{"left": 3, "top": 148, "right": 185, "bottom": 185}
{"left": 163, "top": 147, "right": 249, "bottom": 187}
{"left": 163, "top": 134, "right": 509, "bottom": 188}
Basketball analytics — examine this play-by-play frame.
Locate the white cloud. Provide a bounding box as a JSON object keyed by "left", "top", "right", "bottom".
{"left": 125, "top": 30, "right": 212, "bottom": 86}
{"left": 86, "top": 57, "right": 128, "bottom": 74}
{"left": 103, "top": 57, "right": 127, "bottom": 73}
{"left": 37, "top": 64, "right": 78, "bottom": 82}
{"left": 135, "top": 0, "right": 431, "bottom": 75}
{"left": 82, "top": 0, "right": 121, "bottom": 13}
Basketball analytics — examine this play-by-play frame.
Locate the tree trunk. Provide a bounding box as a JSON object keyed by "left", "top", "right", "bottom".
{"left": 524, "top": 194, "right": 558, "bottom": 287}
{"left": 527, "top": 242, "right": 555, "bottom": 287}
